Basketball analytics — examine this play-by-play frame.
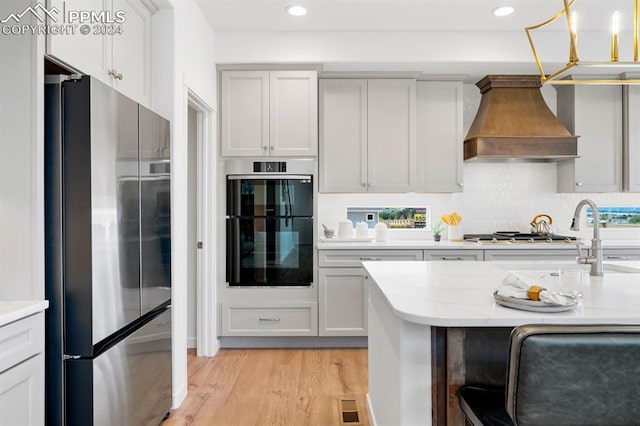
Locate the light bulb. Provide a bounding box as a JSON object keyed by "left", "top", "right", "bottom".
{"left": 492, "top": 6, "right": 514, "bottom": 17}
{"left": 286, "top": 5, "right": 307, "bottom": 16}
{"left": 612, "top": 11, "right": 620, "bottom": 35}
{"left": 570, "top": 11, "right": 577, "bottom": 35}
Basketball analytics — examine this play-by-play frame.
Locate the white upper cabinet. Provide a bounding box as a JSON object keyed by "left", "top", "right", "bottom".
{"left": 624, "top": 85, "right": 640, "bottom": 192}
{"left": 46, "top": 0, "right": 152, "bottom": 106}
{"left": 320, "top": 78, "right": 463, "bottom": 193}
{"left": 319, "top": 79, "right": 368, "bottom": 192}
{"left": 415, "top": 81, "right": 464, "bottom": 192}
{"left": 319, "top": 78, "right": 416, "bottom": 192}
{"left": 221, "top": 70, "right": 318, "bottom": 157}
{"left": 556, "top": 84, "right": 623, "bottom": 192}
{"left": 367, "top": 79, "right": 417, "bottom": 192}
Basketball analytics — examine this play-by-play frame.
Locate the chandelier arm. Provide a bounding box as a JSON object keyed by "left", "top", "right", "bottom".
{"left": 523, "top": 0, "right": 576, "bottom": 32}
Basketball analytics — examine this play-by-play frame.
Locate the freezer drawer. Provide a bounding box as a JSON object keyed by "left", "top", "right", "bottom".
{"left": 65, "top": 309, "right": 171, "bottom": 426}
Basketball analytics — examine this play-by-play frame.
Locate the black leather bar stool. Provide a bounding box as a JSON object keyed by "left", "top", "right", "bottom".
{"left": 457, "top": 324, "right": 640, "bottom": 426}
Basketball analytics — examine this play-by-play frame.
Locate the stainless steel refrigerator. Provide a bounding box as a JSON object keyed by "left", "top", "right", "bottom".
{"left": 45, "top": 75, "right": 172, "bottom": 426}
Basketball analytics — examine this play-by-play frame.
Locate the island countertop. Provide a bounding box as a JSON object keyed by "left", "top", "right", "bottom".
{"left": 362, "top": 260, "right": 640, "bottom": 327}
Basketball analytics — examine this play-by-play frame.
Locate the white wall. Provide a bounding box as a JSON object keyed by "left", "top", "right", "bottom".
{"left": 0, "top": 0, "right": 44, "bottom": 299}
{"left": 152, "top": 0, "right": 218, "bottom": 409}
{"left": 214, "top": 30, "right": 616, "bottom": 81}
{"left": 318, "top": 84, "right": 640, "bottom": 241}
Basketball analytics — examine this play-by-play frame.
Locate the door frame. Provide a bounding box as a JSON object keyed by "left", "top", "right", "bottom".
{"left": 186, "top": 88, "right": 217, "bottom": 356}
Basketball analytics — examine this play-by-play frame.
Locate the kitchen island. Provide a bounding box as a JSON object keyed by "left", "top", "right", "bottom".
{"left": 362, "top": 260, "right": 640, "bottom": 426}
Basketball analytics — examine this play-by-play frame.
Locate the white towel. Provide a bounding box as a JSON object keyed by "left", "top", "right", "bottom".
{"left": 497, "top": 272, "right": 575, "bottom": 306}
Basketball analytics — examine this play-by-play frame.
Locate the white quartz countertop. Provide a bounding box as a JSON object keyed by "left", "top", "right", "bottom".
{"left": 363, "top": 260, "right": 640, "bottom": 327}
{"left": 0, "top": 300, "right": 49, "bottom": 327}
{"left": 318, "top": 239, "right": 640, "bottom": 250}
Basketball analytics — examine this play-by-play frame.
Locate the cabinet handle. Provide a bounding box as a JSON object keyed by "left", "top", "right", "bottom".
{"left": 441, "top": 256, "right": 465, "bottom": 261}
{"left": 270, "top": 146, "right": 274, "bottom": 151}
{"left": 361, "top": 183, "right": 366, "bottom": 187}
{"left": 108, "top": 69, "right": 123, "bottom": 80}
{"left": 458, "top": 182, "right": 464, "bottom": 187}
{"left": 259, "top": 317, "right": 281, "bottom": 322}
{"left": 576, "top": 182, "right": 583, "bottom": 187}
{"left": 360, "top": 257, "right": 382, "bottom": 261}
{"left": 606, "top": 255, "right": 630, "bottom": 260}
{"left": 262, "top": 146, "right": 268, "bottom": 151}
{"left": 367, "top": 183, "right": 372, "bottom": 188}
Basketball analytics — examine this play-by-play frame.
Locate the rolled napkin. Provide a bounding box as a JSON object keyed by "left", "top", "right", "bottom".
{"left": 497, "top": 272, "right": 575, "bottom": 306}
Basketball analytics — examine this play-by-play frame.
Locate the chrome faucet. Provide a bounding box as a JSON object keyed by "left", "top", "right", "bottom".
{"left": 570, "top": 199, "right": 603, "bottom": 276}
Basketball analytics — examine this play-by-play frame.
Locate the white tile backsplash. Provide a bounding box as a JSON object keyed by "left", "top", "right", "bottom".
{"left": 318, "top": 162, "right": 640, "bottom": 241}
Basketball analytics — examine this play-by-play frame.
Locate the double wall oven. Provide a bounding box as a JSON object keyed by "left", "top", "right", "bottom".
{"left": 226, "top": 160, "right": 314, "bottom": 287}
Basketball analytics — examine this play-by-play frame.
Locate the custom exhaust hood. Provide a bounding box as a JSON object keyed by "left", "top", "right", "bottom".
{"left": 464, "top": 75, "right": 578, "bottom": 161}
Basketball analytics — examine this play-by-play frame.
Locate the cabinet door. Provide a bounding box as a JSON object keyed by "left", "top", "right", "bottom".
{"left": 624, "top": 86, "right": 640, "bottom": 192}
{"left": 557, "top": 85, "right": 623, "bottom": 192}
{"left": 112, "top": 0, "right": 151, "bottom": 106}
{"left": 318, "top": 268, "right": 367, "bottom": 336}
{"left": 46, "top": 0, "right": 112, "bottom": 83}
{"left": 319, "top": 79, "right": 368, "bottom": 192}
{"left": 0, "top": 354, "right": 44, "bottom": 426}
{"left": 221, "top": 71, "right": 269, "bottom": 156}
{"left": 270, "top": 71, "right": 318, "bottom": 156}
{"left": 367, "top": 79, "right": 416, "bottom": 192}
{"left": 415, "top": 81, "right": 464, "bottom": 192}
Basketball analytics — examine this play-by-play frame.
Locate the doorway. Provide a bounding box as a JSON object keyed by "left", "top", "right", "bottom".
{"left": 186, "top": 90, "right": 217, "bottom": 356}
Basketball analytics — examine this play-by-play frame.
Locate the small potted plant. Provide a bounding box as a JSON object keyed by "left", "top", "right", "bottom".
{"left": 431, "top": 222, "right": 444, "bottom": 242}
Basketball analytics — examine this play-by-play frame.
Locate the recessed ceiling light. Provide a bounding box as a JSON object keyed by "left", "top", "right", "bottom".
{"left": 286, "top": 5, "right": 307, "bottom": 16}
{"left": 492, "top": 6, "right": 515, "bottom": 17}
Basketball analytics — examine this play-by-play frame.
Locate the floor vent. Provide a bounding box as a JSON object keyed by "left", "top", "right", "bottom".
{"left": 340, "top": 399, "right": 362, "bottom": 425}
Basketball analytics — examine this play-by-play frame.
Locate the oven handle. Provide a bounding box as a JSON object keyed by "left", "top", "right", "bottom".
{"left": 227, "top": 174, "right": 312, "bottom": 180}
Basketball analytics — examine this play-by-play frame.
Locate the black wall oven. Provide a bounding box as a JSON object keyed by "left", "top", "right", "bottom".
{"left": 226, "top": 160, "right": 314, "bottom": 287}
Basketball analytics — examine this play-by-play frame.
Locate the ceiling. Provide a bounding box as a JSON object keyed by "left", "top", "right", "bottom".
{"left": 195, "top": 0, "right": 630, "bottom": 33}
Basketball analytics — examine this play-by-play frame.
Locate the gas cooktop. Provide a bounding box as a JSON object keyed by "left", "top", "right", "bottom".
{"left": 463, "top": 231, "right": 577, "bottom": 244}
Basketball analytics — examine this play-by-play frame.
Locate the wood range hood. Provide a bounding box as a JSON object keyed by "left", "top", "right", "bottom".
{"left": 464, "top": 75, "right": 578, "bottom": 161}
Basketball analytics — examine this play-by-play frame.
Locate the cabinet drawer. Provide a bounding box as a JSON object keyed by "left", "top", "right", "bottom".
{"left": 318, "top": 250, "right": 423, "bottom": 267}
{"left": 222, "top": 303, "right": 318, "bottom": 337}
{"left": 0, "top": 313, "right": 44, "bottom": 374}
{"left": 484, "top": 249, "right": 577, "bottom": 261}
{"left": 424, "top": 250, "right": 484, "bottom": 261}
{"left": 601, "top": 249, "right": 640, "bottom": 261}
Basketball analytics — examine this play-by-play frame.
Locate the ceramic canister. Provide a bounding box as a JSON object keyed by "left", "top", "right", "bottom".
{"left": 355, "top": 221, "right": 369, "bottom": 238}
{"left": 338, "top": 219, "right": 354, "bottom": 239}
{"left": 375, "top": 223, "right": 388, "bottom": 241}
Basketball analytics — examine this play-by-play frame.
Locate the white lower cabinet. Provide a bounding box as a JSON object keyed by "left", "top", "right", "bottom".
{"left": 318, "top": 268, "right": 368, "bottom": 336}
{"left": 221, "top": 302, "right": 318, "bottom": 337}
{"left": 318, "top": 250, "right": 424, "bottom": 337}
{"left": 0, "top": 313, "right": 45, "bottom": 426}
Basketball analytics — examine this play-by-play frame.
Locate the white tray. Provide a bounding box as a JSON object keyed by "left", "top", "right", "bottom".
{"left": 319, "top": 237, "right": 375, "bottom": 242}
{"left": 493, "top": 291, "right": 577, "bottom": 313}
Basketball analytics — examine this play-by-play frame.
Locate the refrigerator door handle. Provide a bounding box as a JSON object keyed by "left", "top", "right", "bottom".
{"left": 63, "top": 355, "right": 82, "bottom": 360}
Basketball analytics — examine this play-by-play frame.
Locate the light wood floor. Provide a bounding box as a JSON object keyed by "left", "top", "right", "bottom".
{"left": 164, "top": 348, "right": 370, "bottom": 426}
